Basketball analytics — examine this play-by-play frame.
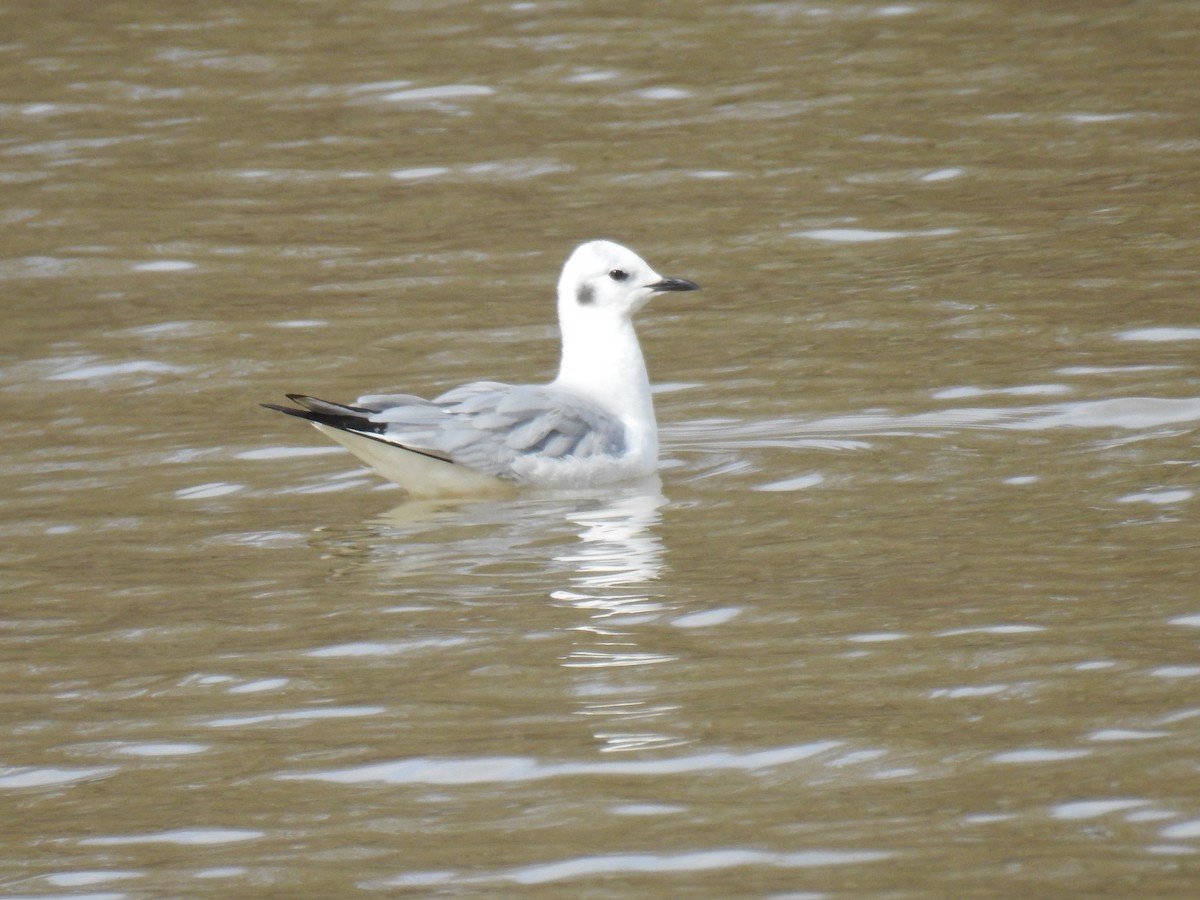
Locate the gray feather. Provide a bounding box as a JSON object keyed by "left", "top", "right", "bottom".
{"left": 332, "top": 381, "right": 627, "bottom": 480}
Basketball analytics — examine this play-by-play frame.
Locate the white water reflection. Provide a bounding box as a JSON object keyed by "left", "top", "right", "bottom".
{"left": 667, "top": 394, "right": 1200, "bottom": 452}
{"left": 278, "top": 740, "right": 845, "bottom": 786}
{"left": 0, "top": 766, "right": 118, "bottom": 789}
{"left": 372, "top": 846, "right": 892, "bottom": 890}
{"left": 111, "top": 742, "right": 208, "bottom": 757}
{"left": 360, "top": 485, "right": 689, "bottom": 750}
{"left": 379, "top": 83, "right": 494, "bottom": 102}
{"left": 795, "top": 226, "right": 959, "bottom": 242}
{"left": 43, "top": 870, "right": 141, "bottom": 887}
{"left": 551, "top": 490, "right": 690, "bottom": 749}
{"left": 1052, "top": 799, "right": 1151, "bottom": 820}
{"left": 80, "top": 828, "right": 263, "bottom": 846}
{"left": 205, "top": 706, "right": 385, "bottom": 728}
{"left": 553, "top": 489, "right": 667, "bottom": 625}
{"left": 1161, "top": 820, "right": 1200, "bottom": 839}
{"left": 1116, "top": 327, "right": 1200, "bottom": 342}
{"left": 363, "top": 481, "right": 667, "bottom": 594}
{"left": 991, "top": 748, "right": 1092, "bottom": 764}
{"left": 495, "top": 848, "right": 892, "bottom": 885}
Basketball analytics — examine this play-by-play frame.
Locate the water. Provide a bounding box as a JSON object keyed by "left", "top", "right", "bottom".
{"left": 3, "top": 0, "right": 1200, "bottom": 896}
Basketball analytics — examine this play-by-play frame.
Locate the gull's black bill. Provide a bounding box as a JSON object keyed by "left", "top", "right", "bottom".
{"left": 648, "top": 276, "right": 701, "bottom": 292}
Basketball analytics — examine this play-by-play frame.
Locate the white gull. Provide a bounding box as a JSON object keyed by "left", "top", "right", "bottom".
{"left": 263, "top": 240, "right": 700, "bottom": 497}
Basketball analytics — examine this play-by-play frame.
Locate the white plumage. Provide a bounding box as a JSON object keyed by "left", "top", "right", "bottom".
{"left": 264, "top": 240, "right": 699, "bottom": 498}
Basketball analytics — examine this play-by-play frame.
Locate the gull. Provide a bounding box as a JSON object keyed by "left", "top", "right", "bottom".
{"left": 263, "top": 240, "right": 700, "bottom": 498}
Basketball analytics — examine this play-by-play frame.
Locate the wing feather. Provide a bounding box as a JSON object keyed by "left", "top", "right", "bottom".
{"left": 271, "top": 382, "right": 626, "bottom": 483}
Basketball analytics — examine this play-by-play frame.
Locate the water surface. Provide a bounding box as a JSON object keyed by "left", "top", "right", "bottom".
{"left": 3, "top": 1, "right": 1199, "bottom": 896}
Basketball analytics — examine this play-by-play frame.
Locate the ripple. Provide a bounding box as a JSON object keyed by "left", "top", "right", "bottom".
{"left": 1161, "top": 819, "right": 1200, "bottom": 839}
{"left": 387, "top": 159, "right": 571, "bottom": 182}
{"left": 371, "top": 847, "right": 891, "bottom": 889}
{"left": 563, "top": 650, "right": 677, "bottom": 668}
{"left": 929, "top": 684, "right": 1010, "bottom": 699}
{"left": 1063, "top": 112, "right": 1140, "bottom": 123}
{"left": 279, "top": 741, "right": 844, "bottom": 786}
{"left": 113, "top": 742, "right": 208, "bottom": 757}
{"left": 1115, "top": 327, "right": 1200, "bottom": 342}
{"left": 565, "top": 69, "right": 621, "bottom": 83}
{"left": 1127, "top": 809, "right": 1178, "bottom": 823}
{"left": 390, "top": 166, "right": 450, "bottom": 180}
{"left": 237, "top": 446, "right": 343, "bottom": 460}
{"left": 753, "top": 472, "right": 825, "bottom": 492}
{"left": 194, "top": 867, "right": 248, "bottom": 879}
{"left": 175, "top": 482, "right": 244, "bottom": 500}
{"left": 307, "top": 637, "right": 470, "bottom": 658}
{"left": 45, "top": 870, "right": 141, "bottom": 886}
{"left": 1058, "top": 364, "right": 1178, "bottom": 376}
{"left": 0, "top": 765, "right": 119, "bottom": 789}
{"left": 1087, "top": 729, "right": 1168, "bottom": 741}
{"left": 635, "top": 86, "right": 692, "bottom": 100}
{"left": 932, "top": 384, "right": 1072, "bottom": 400}
{"left": 669, "top": 396, "right": 1200, "bottom": 451}
{"left": 1150, "top": 666, "right": 1200, "bottom": 679}
{"left": 381, "top": 84, "right": 494, "bottom": 102}
{"left": 991, "top": 748, "right": 1091, "bottom": 764}
{"left": 671, "top": 607, "right": 742, "bottom": 628}
{"left": 206, "top": 705, "right": 386, "bottom": 727}
{"left": 1052, "top": 799, "right": 1150, "bottom": 820}
{"left": 121, "top": 320, "right": 208, "bottom": 337}
{"left": 847, "top": 632, "right": 907, "bottom": 643}
{"left": 1044, "top": 394, "right": 1178, "bottom": 432}
{"left": 1116, "top": 489, "right": 1192, "bottom": 505}
{"left": 921, "top": 167, "right": 963, "bottom": 181}
{"left": 500, "top": 848, "right": 893, "bottom": 885}
{"left": 80, "top": 828, "right": 264, "bottom": 846}
{"left": 610, "top": 803, "right": 686, "bottom": 816}
{"left": 45, "top": 359, "right": 190, "bottom": 381}
{"left": 937, "top": 624, "right": 1045, "bottom": 636}
{"left": 227, "top": 678, "right": 289, "bottom": 694}
{"left": 131, "top": 260, "right": 196, "bottom": 272}
{"left": 795, "top": 227, "right": 958, "bottom": 242}
{"left": 4, "top": 135, "right": 144, "bottom": 157}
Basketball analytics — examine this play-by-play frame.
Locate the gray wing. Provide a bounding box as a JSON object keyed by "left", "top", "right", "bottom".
{"left": 355, "top": 382, "right": 627, "bottom": 479}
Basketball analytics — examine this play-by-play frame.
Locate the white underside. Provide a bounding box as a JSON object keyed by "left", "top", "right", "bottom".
{"left": 313, "top": 423, "right": 656, "bottom": 498}
{"left": 312, "top": 424, "right": 516, "bottom": 499}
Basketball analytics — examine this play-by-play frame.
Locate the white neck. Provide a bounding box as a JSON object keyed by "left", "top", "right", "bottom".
{"left": 552, "top": 314, "right": 657, "bottom": 455}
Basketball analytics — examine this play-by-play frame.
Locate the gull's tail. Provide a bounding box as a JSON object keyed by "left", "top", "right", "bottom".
{"left": 260, "top": 393, "right": 388, "bottom": 436}
{"left": 261, "top": 394, "right": 512, "bottom": 498}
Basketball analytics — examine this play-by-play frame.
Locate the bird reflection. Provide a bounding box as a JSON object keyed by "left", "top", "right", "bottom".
{"left": 367, "top": 482, "right": 681, "bottom": 751}
{"left": 367, "top": 480, "right": 667, "bottom": 594}
{"left": 545, "top": 490, "right": 693, "bottom": 752}
{"left": 552, "top": 488, "right": 666, "bottom": 607}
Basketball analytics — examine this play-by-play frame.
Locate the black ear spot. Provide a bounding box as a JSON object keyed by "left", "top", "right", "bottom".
{"left": 576, "top": 283, "right": 595, "bottom": 305}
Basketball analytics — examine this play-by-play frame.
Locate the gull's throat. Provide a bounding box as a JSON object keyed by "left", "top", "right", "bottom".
{"left": 554, "top": 316, "right": 655, "bottom": 434}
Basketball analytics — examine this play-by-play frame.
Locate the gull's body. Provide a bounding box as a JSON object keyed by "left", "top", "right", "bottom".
{"left": 263, "top": 241, "right": 699, "bottom": 498}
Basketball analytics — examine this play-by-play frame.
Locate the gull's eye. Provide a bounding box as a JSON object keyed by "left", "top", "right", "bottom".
{"left": 608, "top": 268, "right": 629, "bottom": 282}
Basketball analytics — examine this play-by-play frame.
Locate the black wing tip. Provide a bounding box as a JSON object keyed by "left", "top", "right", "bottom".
{"left": 261, "top": 395, "right": 461, "bottom": 467}
{"left": 261, "top": 394, "right": 353, "bottom": 416}
{"left": 261, "top": 395, "right": 387, "bottom": 436}
{"left": 261, "top": 401, "right": 315, "bottom": 420}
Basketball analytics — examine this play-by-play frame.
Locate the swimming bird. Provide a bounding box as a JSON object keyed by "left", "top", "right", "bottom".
{"left": 263, "top": 240, "right": 699, "bottom": 497}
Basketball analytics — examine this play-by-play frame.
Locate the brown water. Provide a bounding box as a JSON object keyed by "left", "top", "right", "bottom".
{"left": 3, "top": 1, "right": 1200, "bottom": 896}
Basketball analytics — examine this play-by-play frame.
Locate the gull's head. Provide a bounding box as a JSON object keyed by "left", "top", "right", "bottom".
{"left": 557, "top": 240, "right": 699, "bottom": 324}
